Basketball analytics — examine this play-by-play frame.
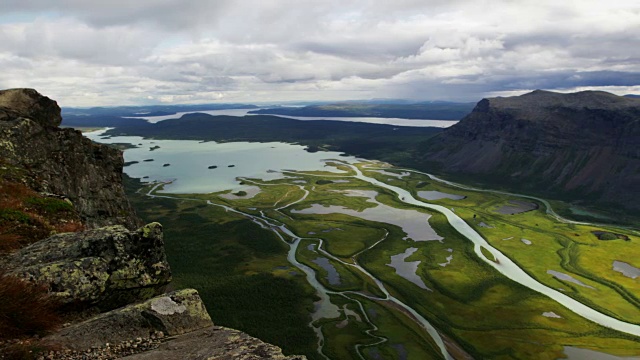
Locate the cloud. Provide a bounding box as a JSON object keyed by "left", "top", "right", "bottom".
{"left": 0, "top": 0, "right": 638, "bottom": 106}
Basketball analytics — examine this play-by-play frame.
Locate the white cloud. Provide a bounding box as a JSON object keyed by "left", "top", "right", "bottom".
{"left": 0, "top": 0, "right": 638, "bottom": 106}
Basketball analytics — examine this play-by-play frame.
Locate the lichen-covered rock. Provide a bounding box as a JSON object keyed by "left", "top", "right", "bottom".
{"left": 0, "top": 88, "right": 140, "bottom": 229}
{"left": 5, "top": 223, "right": 171, "bottom": 310}
{"left": 47, "top": 289, "right": 211, "bottom": 350}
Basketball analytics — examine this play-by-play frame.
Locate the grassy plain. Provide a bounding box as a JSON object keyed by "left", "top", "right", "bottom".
{"left": 126, "top": 160, "right": 640, "bottom": 360}
{"left": 365, "top": 168, "right": 640, "bottom": 325}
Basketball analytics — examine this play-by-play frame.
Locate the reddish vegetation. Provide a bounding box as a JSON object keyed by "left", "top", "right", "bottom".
{"left": 0, "top": 181, "right": 84, "bottom": 253}
{"left": 0, "top": 272, "right": 62, "bottom": 340}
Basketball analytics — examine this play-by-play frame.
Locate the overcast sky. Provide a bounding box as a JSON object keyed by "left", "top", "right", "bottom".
{"left": 1, "top": 1, "right": 639, "bottom": 106}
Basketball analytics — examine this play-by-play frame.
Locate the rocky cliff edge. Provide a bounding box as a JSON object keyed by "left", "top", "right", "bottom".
{"left": 0, "top": 89, "right": 303, "bottom": 360}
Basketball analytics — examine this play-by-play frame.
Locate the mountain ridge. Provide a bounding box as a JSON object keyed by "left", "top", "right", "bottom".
{"left": 420, "top": 90, "right": 640, "bottom": 210}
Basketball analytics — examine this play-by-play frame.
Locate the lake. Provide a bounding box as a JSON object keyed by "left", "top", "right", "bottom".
{"left": 86, "top": 129, "right": 358, "bottom": 193}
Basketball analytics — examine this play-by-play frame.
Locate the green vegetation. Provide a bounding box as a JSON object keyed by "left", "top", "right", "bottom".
{"left": 480, "top": 246, "right": 497, "bottom": 263}
{"left": 0, "top": 209, "right": 31, "bottom": 224}
{"left": 0, "top": 181, "right": 83, "bottom": 252}
{"left": 25, "top": 197, "right": 73, "bottom": 215}
{"left": 125, "top": 177, "right": 320, "bottom": 359}
{"left": 124, "top": 159, "right": 640, "bottom": 359}
{"left": 600, "top": 232, "right": 619, "bottom": 240}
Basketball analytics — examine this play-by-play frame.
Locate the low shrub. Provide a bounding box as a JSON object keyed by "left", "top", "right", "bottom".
{"left": 0, "top": 271, "right": 62, "bottom": 340}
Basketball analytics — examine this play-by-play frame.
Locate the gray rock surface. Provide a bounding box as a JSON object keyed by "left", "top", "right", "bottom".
{"left": 5, "top": 223, "right": 171, "bottom": 310}
{"left": 121, "top": 326, "right": 306, "bottom": 360}
{"left": 0, "top": 88, "right": 62, "bottom": 128}
{"left": 47, "top": 289, "right": 211, "bottom": 350}
{"left": 0, "top": 88, "right": 140, "bottom": 229}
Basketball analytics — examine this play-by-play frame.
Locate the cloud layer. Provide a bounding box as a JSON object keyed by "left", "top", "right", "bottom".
{"left": 1, "top": 0, "right": 639, "bottom": 106}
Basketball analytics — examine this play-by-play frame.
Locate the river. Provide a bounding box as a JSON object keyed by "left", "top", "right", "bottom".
{"left": 348, "top": 164, "right": 640, "bottom": 337}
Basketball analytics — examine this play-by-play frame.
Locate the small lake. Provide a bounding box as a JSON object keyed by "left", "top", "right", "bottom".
{"left": 613, "top": 261, "right": 640, "bottom": 279}
{"left": 126, "top": 108, "right": 458, "bottom": 128}
{"left": 564, "top": 346, "right": 640, "bottom": 360}
{"left": 547, "top": 270, "right": 595, "bottom": 289}
{"left": 496, "top": 200, "right": 538, "bottom": 215}
{"left": 311, "top": 257, "right": 341, "bottom": 285}
{"left": 386, "top": 247, "right": 431, "bottom": 290}
{"left": 418, "top": 191, "right": 466, "bottom": 201}
{"left": 86, "top": 129, "right": 358, "bottom": 193}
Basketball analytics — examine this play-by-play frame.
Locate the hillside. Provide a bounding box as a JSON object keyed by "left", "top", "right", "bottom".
{"left": 418, "top": 90, "right": 640, "bottom": 211}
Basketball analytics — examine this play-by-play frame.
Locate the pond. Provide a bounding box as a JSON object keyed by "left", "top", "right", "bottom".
{"left": 613, "top": 261, "right": 640, "bottom": 279}
{"left": 311, "top": 257, "right": 341, "bottom": 285}
{"left": 418, "top": 191, "right": 466, "bottom": 201}
{"left": 386, "top": 247, "right": 431, "bottom": 291}
{"left": 547, "top": 270, "right": 595, "bottom": 289}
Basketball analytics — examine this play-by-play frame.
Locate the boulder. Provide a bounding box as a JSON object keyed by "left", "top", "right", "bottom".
{"left": 5, "top": 223, "right": 171, "bottom": 310}
{"left": 47, "top": 289, "right": 211, "bottom": 350}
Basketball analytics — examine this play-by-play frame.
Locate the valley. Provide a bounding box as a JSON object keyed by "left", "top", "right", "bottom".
{"left": 90, "top": 130, "right": 640, "bottom": 360}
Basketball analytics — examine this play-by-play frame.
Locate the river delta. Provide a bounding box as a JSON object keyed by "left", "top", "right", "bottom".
{"left": 89, "top": 130, "right": 640, "bottom": 360}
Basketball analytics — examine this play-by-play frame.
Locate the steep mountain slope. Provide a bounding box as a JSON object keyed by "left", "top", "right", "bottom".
{"left": 419, "top": 90, "right": 640, "bottom": 210}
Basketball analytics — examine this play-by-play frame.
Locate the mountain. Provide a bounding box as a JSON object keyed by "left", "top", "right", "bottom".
{"left": 249, "top": 102, "right": 475, "bottom": 120}
{"left": 419, "top": 90, "right": 640, "bottom": 210}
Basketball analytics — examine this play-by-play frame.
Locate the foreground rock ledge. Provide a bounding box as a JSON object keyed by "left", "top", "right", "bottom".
{"left": 44, "top": 289, "right": 305, "bottom": 360}
{"left": 120, "top": 326, "right": 307, "bottom": 360}
{"left": 47, "top": 289, "right": 212, "bottom": 350}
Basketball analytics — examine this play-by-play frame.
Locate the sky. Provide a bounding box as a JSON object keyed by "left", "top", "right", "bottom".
{"left": 0, "top": 0, "right": 639, "bottom": 106}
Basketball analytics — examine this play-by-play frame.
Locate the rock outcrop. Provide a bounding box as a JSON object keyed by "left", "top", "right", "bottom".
{"left": 4, "top": 223, "right": 171, "bottom": 310}
{"left": 420, "top": 90, "right": 640, "bottom": 209}
{"left": 42, "top": 289, "right": 304, "bottom": 360}
{"left": 121, "top": 326, "right": 306, "bottom": 360}
{"left": 0, "top": 88, "right": 140, "bottom": 229}
{"left": 48, "top": 289, "right": 211, "bottom": 350}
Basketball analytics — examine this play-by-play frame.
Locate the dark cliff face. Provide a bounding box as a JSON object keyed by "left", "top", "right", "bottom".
{"left": 0, "top": 88, "right": 141, "bottom": 229}
{"left": 420, "top": 90, "right": 640, "bottom": 209}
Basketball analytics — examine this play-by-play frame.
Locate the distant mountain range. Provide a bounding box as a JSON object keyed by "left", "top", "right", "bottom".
{"left": 419, "top": 90, "right": 640, "bottom": 210}
{"left": 249, "top": 102, "right": 475, "bottom": 120}
{"left": 62, "top": 103, "right": 258, "bottom": 118}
